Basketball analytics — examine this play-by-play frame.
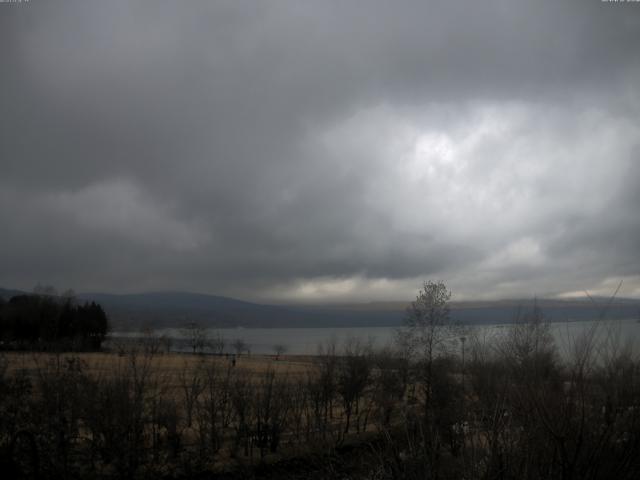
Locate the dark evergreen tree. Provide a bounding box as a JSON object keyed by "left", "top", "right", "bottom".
{"left": 0, "top": 294, "right": 109, "bottom": 350}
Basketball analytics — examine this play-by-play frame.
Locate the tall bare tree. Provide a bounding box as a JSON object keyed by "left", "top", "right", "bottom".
{"left": 183, "top": 322, "right": 209, "bottom": 354}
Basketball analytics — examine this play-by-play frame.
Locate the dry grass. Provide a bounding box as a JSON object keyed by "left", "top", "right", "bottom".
{"left": 2, "top": 351, "right": 316, "bottom": 381}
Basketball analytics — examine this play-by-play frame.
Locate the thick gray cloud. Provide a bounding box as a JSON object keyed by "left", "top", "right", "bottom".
{"left": 1, "top": 0, "right": 639, "bottom": 302}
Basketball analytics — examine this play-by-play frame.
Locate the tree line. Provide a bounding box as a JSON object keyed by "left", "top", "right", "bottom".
{"left": 0, "top": 292, "right": 109, "bottom": 350}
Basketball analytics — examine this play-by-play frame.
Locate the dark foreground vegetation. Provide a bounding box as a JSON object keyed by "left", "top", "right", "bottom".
{"left": 1, "top": 281, "right": 640, "bottom": 479}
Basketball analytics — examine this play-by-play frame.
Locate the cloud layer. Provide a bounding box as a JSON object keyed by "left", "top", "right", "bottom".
{"left": 1, "top": 1, "right": 640, "bottom": 302}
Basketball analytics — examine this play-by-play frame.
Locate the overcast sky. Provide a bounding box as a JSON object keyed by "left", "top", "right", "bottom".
{"left": 1, "top": 1, "right": 640, "bottom": 303}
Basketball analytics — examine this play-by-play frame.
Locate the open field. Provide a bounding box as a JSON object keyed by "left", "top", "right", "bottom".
{"left": 2, "top": 351, "right": 316, "bottom": 379}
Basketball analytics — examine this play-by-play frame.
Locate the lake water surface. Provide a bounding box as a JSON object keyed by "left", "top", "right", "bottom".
{"left": 112, "top": 318, "right": 640, "bottom": 357}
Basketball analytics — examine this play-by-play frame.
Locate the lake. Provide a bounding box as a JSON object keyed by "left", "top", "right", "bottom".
{"left": 111, "top": 317, "right": 640, "bottom": 357}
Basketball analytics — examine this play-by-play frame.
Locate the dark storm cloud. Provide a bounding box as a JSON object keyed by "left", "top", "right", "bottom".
{"left": 1, "top": 0, "right": 639, "bottom": 301}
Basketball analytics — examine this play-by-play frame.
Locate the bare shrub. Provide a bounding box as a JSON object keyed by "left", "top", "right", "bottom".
{"left": 195, "top": 359, "right": 234, "bottom": 458}
{"left": 337, "top": 337, "right": 372, "bottom": 434}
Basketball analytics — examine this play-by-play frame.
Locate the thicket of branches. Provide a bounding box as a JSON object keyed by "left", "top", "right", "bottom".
{"left": 0, "top": 282, "right": 639, "bottom": 479}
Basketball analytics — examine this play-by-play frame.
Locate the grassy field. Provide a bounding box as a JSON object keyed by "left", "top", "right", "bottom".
{"left": 3, "top": 351, "right": 316, "bottom": 378}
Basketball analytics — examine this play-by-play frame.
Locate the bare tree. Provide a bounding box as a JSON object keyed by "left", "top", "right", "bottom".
{"left": 394, "top": 281, "right": 462, "bottom": 477}
{"left": 196, "top": 361, "right": 234, "bottom": 456}
{"left": 273, "top": 344, "right": 287, "bottom": 360}
{"left": 210, "top": 331, "right": 226, "bottom": 355}
{"left": 233, "top": 338, "right": 247, "bottom": 357}
{"left": 337, "top": 337, "right": 372, "bottom": 433}
{"left": 230, "top": 369, "right": 253, "bottom": 457}
{"left": 183, "top": 322, "right": 209, "bottom": 354}
{"left": 371, "top": 347, "right": 409, "bottom": 429}
{"left": 252, "top": 368, "right": 293, "bottom": 457}
{"left": 397, "top": 280, "right": 457, "bottom": 361}
{"left": 397, "top": 281, "right": 459, "bottom": 409}
{"left": 179, "top": 360, "right": 205, "bottom": 428}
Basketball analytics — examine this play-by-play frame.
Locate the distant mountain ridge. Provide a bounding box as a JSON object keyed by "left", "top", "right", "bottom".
{"left": 1, "top": 287, "right": 639, "bottom": 330}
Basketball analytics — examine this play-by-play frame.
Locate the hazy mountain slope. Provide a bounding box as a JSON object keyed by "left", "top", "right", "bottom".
{"left": 2, "top": 287, "right": 639, "bottom": 330}
{"left": 78, "top": 292, "right": 640, "bottom": 330}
